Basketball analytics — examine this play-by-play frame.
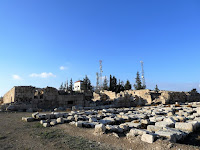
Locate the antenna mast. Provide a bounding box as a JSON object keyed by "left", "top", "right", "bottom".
{"left": 99, "top": 60, "right": 103, "bottom": 89}
{"left": 96, "top": 72, "right": 99, "bottom": 90}
{"left": 140, "top": 61, "right": 146, "bottom": 88}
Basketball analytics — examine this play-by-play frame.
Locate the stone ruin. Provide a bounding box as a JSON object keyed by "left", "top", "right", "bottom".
{"left": 1, "top": 86, "right": 92, "bottom": 112}
{"left": 93, "top": 89, "right": 200, "bottom": 107}
{"left": 22, "top": 102, "right": 200, "bottom": 144}
{"left": 1, "top": 86, "right": 200, "bottom": 112}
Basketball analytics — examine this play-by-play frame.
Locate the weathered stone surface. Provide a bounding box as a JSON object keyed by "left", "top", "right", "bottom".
{"left": 155, "top": 121, "right": 174, "bottom": 128}
{"left": 22, "top": 117, "right": 34, "bottom": 122}
{"left": 89, "top": 117, "right": 97, "bottom": 122}
{"left": 57, "top": 117, "right": 64, "bottom": 124}
{"left": 141, "top": 119, "right": 150, "bottom": 124}
{"left": 175, "top": 122, "right": 193, "bottom": 132}
{"left": 40, "top": 120, "right": 46, "bottom": 124}
{"left": 43, "top": 122, "right": 50, "bottom": 127}
{"left": 155, "top": 130, "right": 177, "bottom": 142}
{"left": 127, "top": 129, "right": 148, "bottom": 137}
{"left": 147, "top": 125, "right": 162, "bottom": 132}
{"left": 126, "top": 122, "right": 141, "bottom": 128}
{"left": 163, "top": 127, "right": 187, "bottom": 141}
{"left": 164, "top": 117, "right": 176, "bottom": 124}
{"left": 196, "top": 107, "right": 200, "bottom": 114}
{"left": 75, "top": 121, "right": 83, "bottom": 127}
{"left": 94, "top": 124, "right": 106, "bottom": 135}
{"left": 119, "top": 123, "right": 129, "bottom": 131}
{"left": 141, "top": 133, "right": 155, "bottom": 143}
{"left": 50, "top": 120, "right": 57, "bottom": 126}
{"left": 32, "top": 112, "right": 39, "bottom": 118}
{"left": 106, "top": 125, "right": 123, "bottom": 133}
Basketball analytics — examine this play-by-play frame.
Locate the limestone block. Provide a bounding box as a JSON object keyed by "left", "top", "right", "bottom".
{"left": 50, "top": 120, "right": 57, "bottom": 126}
{"left": 89, "top": 117, "right": 97, "bottom": 122}
{"left": 121, "top": 115, "right": 130, "bottom": 120}
{"left": 36, "top": 114, "right": 46, "bottom": 120}
{"left": 99, "top": 117, "right": 115, "bottom": 125}
{"left": 40, "top": 120, "right": 46, "bottom": 124}
{"left": 54, "top": 112, "right": 61, "bottom": 118}
{"left": 141, "top": 133, "right": 155, "bottom": 143}
{"left": 82, "top": 122, "right": 96, "bottom": 128}
{"left": 69, "top": 121, "right": 76, "bottom": 125}
{"left": 22, "top": 117, "right": 34, "bottom": 122}
{"left": 43, "top": 123, "right": 50, "bottom": 127}
{"left": 45, "top": 114, "right": 51, "bottom": 120}
{"left": 94, "top": 124, "right": 106, "bottom": 135}
{"left": 106, "top": 125, "right": 123, "bottom": 133}
{"left": 155, "top": 130, "right": 177, "bottom": 142}
{"left": 187, "top": 121, "right": 200, "bottom": 131}
{"left": 119, "top": 123, "right": 129, "bottom": 131}
{"left": 196, "top": 107, "right": 200, "bottom": 114}
{"left": 128, "top": 128, "right": 148, "bottom": 136}
{"left": 164, "top": 117, "right": 176, "bottom": 124}
{"left": 32, "top": 112, "right": 39, "bottom": 118}
{"left": 155, "top": 116, "right": 165, "bottom": 122}
{"left": 163, "top": 127, "right": 188, "bottom": 141}
{"left": 75, "top": 121, "right": 83, "bottom": 127}
{"left": 155, "top": 121, "right": 174, "bottom": 128}
{"left": 167, "top": 111, "right": 174, "bottom": 116}
{"left": 149, "top": 117, "right": 156, "bottom": 123}
{"left": 147, "top": 125, "right": 162, "bottom": 132}
{"left": 141, "top": 119, "right": 150, "bottom": 124}
{"left": 57, "top": 117, "right": 64, "bottom": 124}
{"left": 126, "top": 122, "right": 141, "bottom": 128}
{"left": 67, "top": 116, "right": 75, "bottom": 121}
{"left": 175, "top": 122, "right": 193, "bottom": 132}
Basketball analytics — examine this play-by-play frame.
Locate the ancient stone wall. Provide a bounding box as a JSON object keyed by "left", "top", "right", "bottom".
{"left": 15, "top": 86, "right": 35, "bottom": 103}
{"left": 3, "top": 87, "right": 15, "bottom": 103}
{"left": 3, "top": 86, "right": 86, "bottom": 110}
{"left": 92, "top": 92, "right": 101, "bottom": 101}
{"left": 100, "top": 90, "right": 116, "bottom": 100}
{"left": 58, "top": 94, "right": 85, "bottom": 108}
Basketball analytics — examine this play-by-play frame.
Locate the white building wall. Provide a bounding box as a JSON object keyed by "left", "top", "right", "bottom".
{"left": 74, "top": 82, "right": 83, "bottom": 91}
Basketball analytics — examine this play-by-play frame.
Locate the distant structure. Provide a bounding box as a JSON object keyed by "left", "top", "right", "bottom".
{"left": 99, "top": 60, "right": 103, "bottom": 89}
{"left": 74, "top": 80, "right": 83, "bottom": 92}
{"left": 96, "top": 72, "right": 99, "bottom": 90}
{"left": 140, "top": 61, "right": 146, "bottom": 88}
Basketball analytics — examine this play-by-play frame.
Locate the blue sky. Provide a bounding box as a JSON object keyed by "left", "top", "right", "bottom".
{"left": 0, "top": 0, "right": 200, "bottom": 96}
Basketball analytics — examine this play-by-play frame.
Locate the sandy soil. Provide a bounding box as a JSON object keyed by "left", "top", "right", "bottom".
{"left": 0, "top": 112, "right": 200, "bottom": 150}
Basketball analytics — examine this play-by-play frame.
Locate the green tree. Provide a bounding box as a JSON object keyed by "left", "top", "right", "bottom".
{"left": 124, "top": 80, "right": 132, "bottom": 90}
{"left": 133, "top": 72, "right": 143, "bottom": 90}
{"left": 63, "top": 80, "right": 69, "bottom": 91}
{"left": 59, "top": 82, "right": 64, "bottom": 90}
{"left": 82, "top": 75, "right": 92, "bottom": 92}
{"left": 103, "top": 76, "right": 108, "bottom": 90}
{"left": 69, "top": 78, "right": 73, "bottom": 92}
{"left": 155, "top": 84, "right": 159, "bottom": 93}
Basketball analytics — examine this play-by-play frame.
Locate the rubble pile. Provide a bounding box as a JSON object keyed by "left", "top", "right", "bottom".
{"left": 22, "top": 102, "right": 200, "bottom": 143}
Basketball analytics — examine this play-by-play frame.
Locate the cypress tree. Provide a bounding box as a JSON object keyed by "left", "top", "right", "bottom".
{"left": 124, "top": 80, "right": 132, "bottom": 90}
{"left": 133, "top": 72, "right": 143, "bottom": 90}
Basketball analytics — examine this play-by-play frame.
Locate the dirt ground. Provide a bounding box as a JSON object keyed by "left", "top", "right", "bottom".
{"left": 0, "top": 112, "right": 200, "bottom": 150}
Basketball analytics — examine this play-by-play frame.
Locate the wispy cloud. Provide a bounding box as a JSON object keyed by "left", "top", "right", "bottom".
{"left": 30, "top": 72, "right": 56, "bottom": 78}
{"left": 59, "top": 66, "right": 68, "bottom": 70}
{"left": 12, "top": 75, "right": 22, "bottom": 80}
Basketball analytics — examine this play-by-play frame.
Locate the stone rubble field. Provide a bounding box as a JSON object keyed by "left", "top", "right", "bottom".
{"left": 22, "top": 102, "right": 200, "bottom": 144}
